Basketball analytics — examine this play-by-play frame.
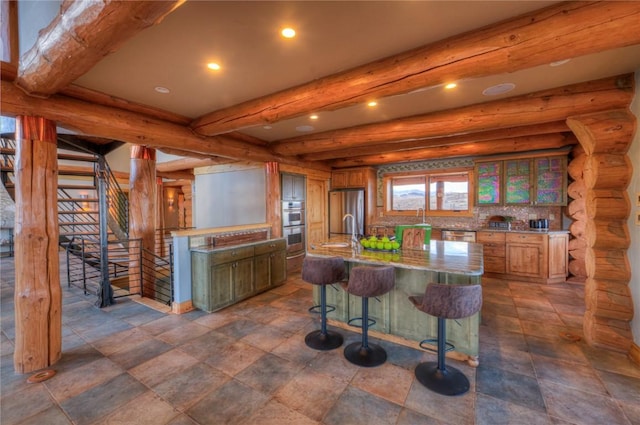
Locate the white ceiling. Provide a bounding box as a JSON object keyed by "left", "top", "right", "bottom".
{"left": 65, "top": 1, "right": 640, "bottom": 141}
{"left": 19, "top": 1, "right": 640, "bottom": 145}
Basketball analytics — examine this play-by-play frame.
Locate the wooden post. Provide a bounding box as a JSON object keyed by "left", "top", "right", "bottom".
{"left": 181, "top": 183, "right": 192, "bottom": 228}
{"left": 13, "top": 115, "right": 61, "bottom": 373}
{"left": 265, "top": 162, "right": 282, "bottom": 238}
{"left": 129, "top": 146, "right": 156, "bottom": 298}
{"left": 155, "top": 177, "right": 165, "bottom": 257}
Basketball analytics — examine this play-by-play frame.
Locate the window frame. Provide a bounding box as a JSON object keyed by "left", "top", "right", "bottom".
{"left": 383, "top": 167, "right": 474, "bottom": 217}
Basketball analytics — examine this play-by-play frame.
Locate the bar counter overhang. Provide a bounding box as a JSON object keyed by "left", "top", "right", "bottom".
{"left": 307, "top": 236, "right": 484, "bottom": 366}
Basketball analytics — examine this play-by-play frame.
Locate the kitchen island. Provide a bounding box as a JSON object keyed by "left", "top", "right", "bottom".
{"left": 308, "top": 237, "right": 484, "bottom": 366}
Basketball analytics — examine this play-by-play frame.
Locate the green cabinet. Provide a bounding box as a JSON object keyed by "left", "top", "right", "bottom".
{"left": 254, "top": 239, "right": 286, "bottom": 291}
{"left": 476, "top": 155, "right": 567, "bottom": 206}
{"left": 191, "top": 239, "right": 286, "bottom": 312}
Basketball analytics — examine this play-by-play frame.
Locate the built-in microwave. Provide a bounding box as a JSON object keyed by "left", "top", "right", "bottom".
{"left": 282, "top": 201, "right": 305, "bottom": 227}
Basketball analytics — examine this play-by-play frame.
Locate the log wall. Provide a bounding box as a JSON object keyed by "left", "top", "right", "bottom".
{"left": 566, "top": 109, "right": 636, "bottom": 353}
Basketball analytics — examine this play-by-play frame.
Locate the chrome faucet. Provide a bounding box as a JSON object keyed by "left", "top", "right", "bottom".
{"left": 416, "top": 207, "right": 426, "bottom": 223}
{"left": 343, "top": 213, "right": 358, "bottom": 247}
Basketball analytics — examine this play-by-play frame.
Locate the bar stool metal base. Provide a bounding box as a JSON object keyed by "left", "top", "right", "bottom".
{"left": 344, "top": 342, "right": 387, "bottom": 367}
{"left": 305, "top": 330, "right": 344, "bottom": 351}
{"left": 415, "top": 362, "right": 470, "bottom": 396}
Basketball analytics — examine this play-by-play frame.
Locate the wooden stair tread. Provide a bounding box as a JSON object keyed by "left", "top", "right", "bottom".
{"left": 58, "top": 198, "right": 98, "bottom": 202}
{"left": 58, "top": 210, "right": 99, "bottom": 214}
{"left": 59, "top": 184, "right": 96, "bottom": 190}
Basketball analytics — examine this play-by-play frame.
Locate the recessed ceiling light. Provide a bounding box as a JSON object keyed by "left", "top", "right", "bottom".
{"left": 296, "top": 125, "right": 314, "bottom": 132}
{"left": 482, "top": 83, "right": 515, "bottom": 96}
{"left": 310, "top": 114, "right": 318, "bottom": 120}
{"left": 550, "top": 59, "right": 571, "bottom": 67}
{"left": 154, "top": 86, "right": 170, "bottom": 94}
{"left": 367, "top": 101, "right": 378, "bottom": 107}
{"left": 444, "top": 83, "right": 457, "bottom": 90}
{"left": 281, "top": 28, "right": 296, "bottom": 39}
{"left": 207, "top": 62, "right": 221, "bottom": 71}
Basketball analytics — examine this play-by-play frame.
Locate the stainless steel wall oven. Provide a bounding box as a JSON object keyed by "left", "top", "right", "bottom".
{"left": 282, "top": 201, "right": 305, "bottom": 227}
{"left": 281, "top": 199, "right": 306, "bottom": 271}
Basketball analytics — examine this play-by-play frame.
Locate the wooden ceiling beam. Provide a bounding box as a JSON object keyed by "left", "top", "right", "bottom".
{"left": 331, "top": 134, "right": 576, "bottom": 168}
{"left": 15, "top": 0, "right": 185, "bottom": 97}
{"left": 273, "top": 74, "right": 634, "bottom": 156}
{"left": 157, "top": 171, "right": 194, "bottom": 181}
{"left": 300, "top": 121, "right": 570, "bottom": 161}
{"left": 1, "top": 0, "right": 19, "bottom": 64}
{"left": 0, "top": 80, "right": 331, "bottom": 171}
{"left": 191, "top": 1, "right": 640, "bottom": 136}
{"left": 157, "top": 157, "right": 231, "bottom": 173}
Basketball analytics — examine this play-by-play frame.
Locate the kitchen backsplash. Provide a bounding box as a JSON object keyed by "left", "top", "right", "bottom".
{"left": 372, "top": 205, "right": 563, "bottom": 231}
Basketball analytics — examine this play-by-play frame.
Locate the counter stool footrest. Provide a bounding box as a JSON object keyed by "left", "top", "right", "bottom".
{"left": 347, "top": 317, "right": 376, "bottom": 328}
{"left": 419, "top": 338, "right": 454, "bottom": 354}
{"left": 308, "top": 304, "right": 336, "bottom": 314}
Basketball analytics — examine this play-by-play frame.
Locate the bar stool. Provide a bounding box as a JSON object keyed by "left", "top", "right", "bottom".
{"left": 409, "top": 283, "right": 482, "bottom": 396}
{"left": 343, "top": 265, "right": 395, "bottom": 367}
{"left": 301, "top": 256, "right": 346, "bottom": 350}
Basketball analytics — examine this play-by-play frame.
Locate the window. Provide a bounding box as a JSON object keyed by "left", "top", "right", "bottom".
{"left": 384, "top": 169, "right": 473, "bottom": 217}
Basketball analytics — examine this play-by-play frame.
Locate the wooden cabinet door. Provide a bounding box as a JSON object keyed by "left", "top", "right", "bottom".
{"left": 254, "top": 253, "right": 271, "bottom": 291}
{"left": 347, "top": 170, "right": 365, "bottom": 187}
{"left": 210, "top": 263, "right": 234, "bottom": 309}
{"left": 270, "top": 250, "right": 287, "bottom": 286}
{"left": 331, "top": 171, "right": 347, "bottom": 189}
{"left": 548, "top": 234, "right": 568, "bottom": 280}
{"left": 307, "top": 177, "right": 327, "bottom": 247}
{"left": 506, "top": 243, "right": 544, "bottom": 278}
{"left": 233, "top": 257, "right": 255, "bottom": 301}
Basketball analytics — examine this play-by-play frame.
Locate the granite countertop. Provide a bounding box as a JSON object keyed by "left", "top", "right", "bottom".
{"left": 191, "top": 237, "right": 286, "bottom": 253}
{"left": 371, "top": 223, "right": 569, "bottom": 235}
{"left": 476, "top": 228, "right": 569, "bottom": 234}
{"left": 308, "top": 236, "right": 483, "bottom": 276}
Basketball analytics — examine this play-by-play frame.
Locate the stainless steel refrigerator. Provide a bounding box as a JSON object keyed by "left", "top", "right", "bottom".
{"left": 329, "top": 189, "right": 365, "bottom": 238}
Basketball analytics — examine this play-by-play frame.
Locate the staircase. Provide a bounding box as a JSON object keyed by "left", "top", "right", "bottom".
{"left": 0, "top": 136, "right": 173, "bottom": 307}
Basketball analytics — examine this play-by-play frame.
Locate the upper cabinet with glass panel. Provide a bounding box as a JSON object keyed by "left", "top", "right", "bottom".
{"left": 384, "top": 170, "right": 473, "bottom": 217}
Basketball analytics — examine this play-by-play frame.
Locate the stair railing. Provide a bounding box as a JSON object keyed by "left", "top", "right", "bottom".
{"left": 100, "top": 157, "right": 128, "bottom": 238}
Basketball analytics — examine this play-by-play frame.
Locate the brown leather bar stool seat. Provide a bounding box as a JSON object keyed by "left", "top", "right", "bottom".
{"left": 301, "top": 256, "right": 346, "bottom": 350}
{"left": 343, "top": 265, "right": 395, "bottom": 367}
{"left": 409, "top": 283, "right": 482, "bottom": 396}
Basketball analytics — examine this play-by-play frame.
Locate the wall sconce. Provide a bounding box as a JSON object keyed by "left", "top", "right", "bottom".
{"left": 168, "top": 197, "right": 174, "bottom": 208}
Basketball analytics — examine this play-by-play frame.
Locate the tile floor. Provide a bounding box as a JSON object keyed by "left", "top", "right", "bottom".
{"left": 1, "top": 255, "right": 639, "bottom": 425}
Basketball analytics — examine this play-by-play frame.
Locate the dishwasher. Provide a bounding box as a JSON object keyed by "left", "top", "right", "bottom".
{"left": 441, "top": 230, "right": 477, "bottom": 242}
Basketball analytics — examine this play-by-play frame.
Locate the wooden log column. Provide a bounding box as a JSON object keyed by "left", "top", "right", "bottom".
{"left": 129, "top": 146, "right": 156, "bottom": 298}
{"left": 13, "top": 116, "right": 61, "bottom": 373}
{"left": 566, "top": 109, "right": 636, "bottom": 354}
{"left": 181, "top": 183, "right": 193, "bottom": 228}
{"left": 265, "top": 162, "right": 282, "bottom": 238}
{"left": 566, "top": 145, "right": 587, "bottom": 283}
{"left": 155, "top": 177, "right": 165, "bottom": 258}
